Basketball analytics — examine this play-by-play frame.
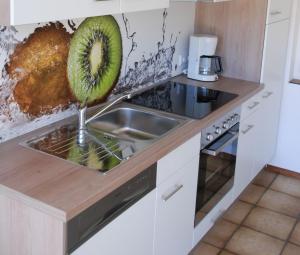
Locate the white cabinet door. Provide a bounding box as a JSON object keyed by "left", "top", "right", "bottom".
{"left": 72, "top": 190, "right": 156, "bottom": 255}
{"left": 267, "top": 0, "right": 293, "bottom": 24}
{"left": 12, "top": 0, "right": 120, "bottom": 25}
{"left": 154, "top": 157, "right": 199, "bottom": 255}
{"left": 120, "top": 0, "right": 169, "bottom": 13}
{"left": 255, "top": 89, "right": 281, "bottom": 170}
{"left": 233, "top": 112, "right": 259, "bottom": 198}
{"left": 261, "top": 20, "right": 290, "bottom": 92}
{"left": 260, "top": 18, "right": 291, "bottom": 169}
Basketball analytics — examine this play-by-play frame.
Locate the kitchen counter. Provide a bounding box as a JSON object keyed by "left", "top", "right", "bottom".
{"left": 0, "top": 75, "right": 263, "bottom": 221}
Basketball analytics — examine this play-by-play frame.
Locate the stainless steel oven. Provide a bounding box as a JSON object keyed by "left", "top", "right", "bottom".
{"left": 195, "top": 109, "right": 240, "bottom": 225}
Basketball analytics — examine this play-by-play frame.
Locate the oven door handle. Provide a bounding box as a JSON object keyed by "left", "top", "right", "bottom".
{"left": 202, "top": 132, "right": 239, "bottom": 157}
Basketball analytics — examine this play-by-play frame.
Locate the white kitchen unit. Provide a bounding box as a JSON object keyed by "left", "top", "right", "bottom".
{"left": 258, "top": 9, "right": 291, "bottom": 168}
{"left": 271, "top": 0, "right": 300, "bottom": 173}
{"left": 266, "top": 0, "right": 293, "bottom": 24}
{"left": 234, "top": 109, "right": 260, "bottom": 197}
{"left": 255, "top": 89, "right": 282, "bottom": 171}
{"left": 261, "top": 20, "right": 291, "bottom": 93}
{"left": 71, "top": 190, "right": 156, "bottom": 255}
{"left": 0, "top": 0, "right": 120, "bottom": 25}
{"left": 0, "top": 0, "right": 170, "bottom": 25}
{"left": 154, "top": 157, "right": 199, "bottom": 255}
{"left": 273, "top": 83, "right": 300, "bottom": 172}
{"left": 234, "top": 87, "right": 282, "bottom": 199}
{"left": 233, "top": 0, "right": 292, "bottom": 200}
{"left": 120, "top": 0, "right": 169, "bottom": 13}
{"left": 155, "top": 134, "right": 200, "bottom": 255}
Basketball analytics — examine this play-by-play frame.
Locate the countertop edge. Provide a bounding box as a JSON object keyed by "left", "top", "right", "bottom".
{"left": 0, "top": 184, "right": 66, "bottom": 221}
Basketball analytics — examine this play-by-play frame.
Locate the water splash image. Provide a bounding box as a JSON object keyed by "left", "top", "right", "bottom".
{"left": 0, "top": 26, "right": 20, "bottom": 126}
{"left": 0, "top": 9, "right": 185, "bottom": 142}
{"left": 115, "top": 9, "right": 179, "bottom": 94}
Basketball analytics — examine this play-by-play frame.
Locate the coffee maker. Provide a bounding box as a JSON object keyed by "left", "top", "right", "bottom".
{"left": 187, "top": 34, "right": 223, "bottom": 82}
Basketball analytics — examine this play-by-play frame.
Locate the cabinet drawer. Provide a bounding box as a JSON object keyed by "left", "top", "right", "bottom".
{"left": 157, "top": 133, "right": 201, "bottom": 185}
{"left": 267, "top": 0, "right": 292, "bottom": 24}
{"left": 240, "top": 92, "right": 262, "bottom": 121}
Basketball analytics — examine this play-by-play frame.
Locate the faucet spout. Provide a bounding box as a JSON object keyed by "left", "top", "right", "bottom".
{"left": 77, "top": 92, "right": 132, "bottom": 134}
{"left": 84, "top": 93, "right": 132, "bottom": 125}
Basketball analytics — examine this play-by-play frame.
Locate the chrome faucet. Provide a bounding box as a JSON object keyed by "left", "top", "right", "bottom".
{"left": 77, "top": 93, "right": 132, "bottom": 145}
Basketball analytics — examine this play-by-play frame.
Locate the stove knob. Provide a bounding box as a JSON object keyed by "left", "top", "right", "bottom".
{"left": 215, "top": 127, "right": 222, "bottom": 135}
{"left": 222, "top": 122, "right": 229, "bottom": 129}
{"left": 234, "top": 114, "right": 240, "bottom": 121}
{"left": 206, "top": 133, "right": 214, "bottom": 141}
{"left": 231, "top": 115, "right": 235, "bottom": 122}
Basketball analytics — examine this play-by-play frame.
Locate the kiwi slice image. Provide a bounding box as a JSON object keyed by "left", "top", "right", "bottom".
{"left": 67, "top": 16, "right": 122, "bottom": 105}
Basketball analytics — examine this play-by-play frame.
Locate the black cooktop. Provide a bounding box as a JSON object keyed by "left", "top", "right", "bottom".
{"left": 127, "top": 81, "right": 238, "bottom": 119}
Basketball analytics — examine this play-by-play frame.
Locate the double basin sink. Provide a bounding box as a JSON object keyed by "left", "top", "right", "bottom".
{"left": 25, "top": 105, "right": 186, "bottom": 173}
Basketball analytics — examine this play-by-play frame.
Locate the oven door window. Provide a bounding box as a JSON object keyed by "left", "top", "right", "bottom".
{"left": 196, "top": 125, "right": 238, "bottom": 220}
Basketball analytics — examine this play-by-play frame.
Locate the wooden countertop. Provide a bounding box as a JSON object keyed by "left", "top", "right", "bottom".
{"left": 0, "top": 75, "right": 263, "bottom": 222}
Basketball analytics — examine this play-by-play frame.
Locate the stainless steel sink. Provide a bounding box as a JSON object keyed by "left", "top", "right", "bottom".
{"left": 88, "top": 107, "right": 181, "bottom": 141}
{"left": 23, "top": 106, "right": 185, "bottom": 173}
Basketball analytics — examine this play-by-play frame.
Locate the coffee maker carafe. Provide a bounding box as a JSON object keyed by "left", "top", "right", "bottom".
{"left": 187, "top": 34, "right": 223, "bottom": 82}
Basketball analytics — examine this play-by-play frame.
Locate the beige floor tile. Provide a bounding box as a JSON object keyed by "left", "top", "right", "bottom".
{"left": 243, "top": 207, "right": 296, "bottom": 240}
{"left": 239, "top": 184, "right": 266, "bottom": 204}
{"left": 252, "top": 170, "right": 277, "bottom": 187}
{"left": 223, "top": 200, "right": 253, "bottom": 224}
{"left": 271, "top": 175, "right": 300, "bottom": 198}
{"left": 219, "top": 250, "right": 235, "bottom": 255}
{"left": 190, "top": 242, "right": 220, "bottom": 255}
{"left": 225, "top": 227, "right": 284, "bottom": 255}
{"left": 282, "top": 243, "right": 300, "bottom": 255}
{"left": 290, "top": 222, "right": 300, "bottom": 246}
{"left": 258, "top": 189, "right": 300, "bottom": 218}
{"left": 203, "top": 219, "right": 238, "bottom": 248}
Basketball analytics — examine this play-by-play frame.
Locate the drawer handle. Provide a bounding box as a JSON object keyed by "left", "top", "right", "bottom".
{"left": 241, "top": 125, "right": 254, "bottom": 135}
{"left": 270, "top": 11, "right": 282, "bottom": 16}
{"left": 248, "top": 101, "right": 260, "bottom": 110}
{"left": 263, "top": 91, "right": 273, "bottom": 99}
{"left": 162, "top": 184, "right": 183, "bottom": 202}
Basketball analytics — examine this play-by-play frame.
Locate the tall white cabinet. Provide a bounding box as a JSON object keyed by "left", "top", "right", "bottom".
{"left": 234, "top": 0, "right": 292, "bottom": 199}
{"left": 271, "top": 0, "right": 300, "bottom": 173}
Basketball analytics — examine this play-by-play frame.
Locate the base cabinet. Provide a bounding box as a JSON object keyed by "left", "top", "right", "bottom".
{"left": 71, "top": 190, "right": 156, "bottom": 255}
{"left": 234, "top": 87, "right": 282, "bottom": 200}
{"left": 154, "top": 157, "right": 199, "bottom": 255}
{"left": 234, "top": 111, "right": 259, "bottom": 197}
